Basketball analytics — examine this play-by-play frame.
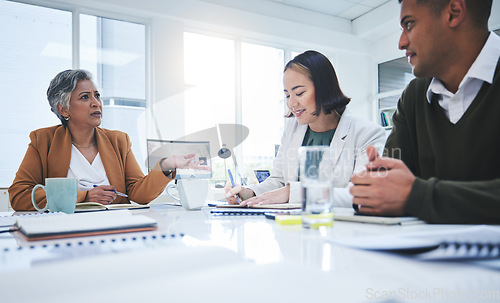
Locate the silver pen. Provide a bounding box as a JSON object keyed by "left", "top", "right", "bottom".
{"left": 93, "top": 185, "right": 128, "bottom": 198}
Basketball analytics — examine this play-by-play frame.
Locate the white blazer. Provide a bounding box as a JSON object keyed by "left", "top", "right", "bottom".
{"left": 247, "top": 109, "right": 386, "bottom": 207}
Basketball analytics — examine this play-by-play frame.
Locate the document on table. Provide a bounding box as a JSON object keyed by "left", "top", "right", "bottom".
{"left": 75, "top": 202, "right": 150, "bottom": 212}
{"left": 332, "top": 208, "right": 424, "bottom": 225}
{"left": 211, "top": 203, "right": 302, "bottom": 216}
{"left": 211, "top": 208, "right": 302, "bottom": 216}
{"left": 0, "top": 212, "right": 65, "bottom": 228}
{"left": 329, "top": 225, "right": 500, "bottom": 261}
{"left": 14, "top": 210, "right": 157, "bottom": 241}
{"left": 215, "top": 203, "right": 301, "bottom": 209}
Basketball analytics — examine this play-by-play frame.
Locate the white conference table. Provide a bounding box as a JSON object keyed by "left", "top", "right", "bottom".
{"left": 0, "top": 203, "right": 499, "bottom": 303}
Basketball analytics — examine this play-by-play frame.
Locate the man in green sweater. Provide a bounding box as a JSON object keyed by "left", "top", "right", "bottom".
{"left": 350, "top": 0, "right": 499, "bottom": 223}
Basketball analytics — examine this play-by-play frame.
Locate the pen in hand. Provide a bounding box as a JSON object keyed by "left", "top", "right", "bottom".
{"left": 227, "top": 169, "right": 241, "bottom": 204}
{"left": 93, "top": 185, "right": 128, "bottom": 198}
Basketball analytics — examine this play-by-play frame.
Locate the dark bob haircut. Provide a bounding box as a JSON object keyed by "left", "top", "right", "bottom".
{"left": 284, "top": 50, "right": 350, "bottom": 118}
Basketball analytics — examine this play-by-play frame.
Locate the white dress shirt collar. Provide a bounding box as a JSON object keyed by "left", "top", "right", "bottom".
{"left": 427, "top": 32, "right": 500, "bottom": 104}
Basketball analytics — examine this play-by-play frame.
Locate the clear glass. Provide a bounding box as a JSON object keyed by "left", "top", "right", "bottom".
{"left": 0, "top": 2, "right": 72, "bottom": 187}
{"left": 241, "top": 42, "right": 285, "bottom": 184}
{"left": 299, "top": 146, "right": 334, "bottom": 229}
{"left": 80, "top": 15, "right": 147, "bottom": 172}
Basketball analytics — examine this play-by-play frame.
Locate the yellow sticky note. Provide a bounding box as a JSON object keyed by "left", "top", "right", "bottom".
{"left": 275, "top": 215, "right": 302, "bottom": 225}
{"left": 303, "top": 213, "right": 334, "bottom": 228}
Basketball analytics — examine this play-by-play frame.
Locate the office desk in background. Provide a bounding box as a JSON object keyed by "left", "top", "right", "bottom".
{"left": 0, "top": 204, "right": 499, "bottom": 303}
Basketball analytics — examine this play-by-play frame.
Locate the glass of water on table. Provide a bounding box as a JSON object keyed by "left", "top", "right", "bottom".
{"left": 299, "top": 146, "right": 334, "bottom": 229}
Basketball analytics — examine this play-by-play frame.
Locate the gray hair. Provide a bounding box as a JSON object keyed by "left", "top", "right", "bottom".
{"left": 47, "top": 69, "right": 93, "bottom": 124}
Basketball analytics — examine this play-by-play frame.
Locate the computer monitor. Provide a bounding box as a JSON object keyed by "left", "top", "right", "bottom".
{"left": 254, "top": 170, "right": 270, "bottom": 183}
{"left": 146, "top": 139, "right": 212, "bottom": 179}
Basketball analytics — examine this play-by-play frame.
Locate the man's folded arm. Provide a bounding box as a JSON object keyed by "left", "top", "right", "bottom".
{"left": 405, "top": 177, "right": 500, "bottom": 224}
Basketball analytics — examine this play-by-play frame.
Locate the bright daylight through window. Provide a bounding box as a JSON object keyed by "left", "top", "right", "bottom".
{"left": 0, "top": 1, "right": 147, "bottom": 188}
{"left": 184, "top": 32, "right": 285, "bottom": 184}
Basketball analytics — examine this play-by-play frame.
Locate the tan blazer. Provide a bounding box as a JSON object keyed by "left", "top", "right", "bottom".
{"left": 9, "top": 125, "right": 172, "bottom": 211}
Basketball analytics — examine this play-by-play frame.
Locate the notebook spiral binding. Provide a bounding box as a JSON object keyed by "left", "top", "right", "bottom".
{"left": 211, "top": 211, "right": 268, "bottom": 216}
{"left": 210, "top": 209, "right": 301, "bottom": 216}
{"left": 417, "top": 242, "right": 500, "bottom": 261}
{"left": 0, "top": 232, "right": 186, "bottom": 273}
{"left": 1, "top": 232, "right": 185, "bottom": 253}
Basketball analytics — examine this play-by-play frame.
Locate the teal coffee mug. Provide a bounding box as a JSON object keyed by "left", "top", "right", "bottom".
{"left": 31, "top": 178, "right": 78, "bottom": 213}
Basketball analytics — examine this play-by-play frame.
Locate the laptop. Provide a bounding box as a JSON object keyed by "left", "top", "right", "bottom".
{"left": 254, "top": 170, "right": 270, "bottom": 183}
{"left": 146, "top": 139, "right": 212, "bottom": 179}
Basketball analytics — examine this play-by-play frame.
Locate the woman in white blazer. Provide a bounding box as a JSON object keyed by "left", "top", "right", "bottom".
{"left": 226, "top": 51, "right": 385, "bottom": 207}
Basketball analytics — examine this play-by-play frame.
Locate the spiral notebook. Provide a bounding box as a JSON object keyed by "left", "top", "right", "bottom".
{"left": 329, "top": 225, "right": 500, "bottom": 261}
{"left": 0, "top": 231, "right": 185, "bottom": 273}
{"left": 13, "top": 210, "right": 157, "bottom": 241}
{"left": 0, "top": 211, "right": 64, "bottom": 229}
{"left": 211, "top": 204, "right": 301, "bottom": 216}
{"left": 211, "top": 208, "right": 302, "bottom": 216}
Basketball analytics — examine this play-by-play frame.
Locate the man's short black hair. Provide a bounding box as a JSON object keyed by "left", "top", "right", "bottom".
{"left": 397, "top": 0, "right": 492, "bottom": 27}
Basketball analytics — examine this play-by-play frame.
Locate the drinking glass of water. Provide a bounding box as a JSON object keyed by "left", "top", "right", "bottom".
{"left": 299, "top": 146, "right": 334, "bottom": 229}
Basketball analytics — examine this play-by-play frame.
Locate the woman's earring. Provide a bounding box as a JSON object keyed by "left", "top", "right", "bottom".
{"left": 64, "top": 116, "right": 70, "bottom": 121}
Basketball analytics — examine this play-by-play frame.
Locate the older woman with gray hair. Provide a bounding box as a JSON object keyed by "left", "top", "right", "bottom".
{"left": 9, "top": 69, "right": 206, "bottom": 211}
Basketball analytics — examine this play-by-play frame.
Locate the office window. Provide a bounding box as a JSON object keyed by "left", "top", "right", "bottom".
{"left": 0, "top": 1, "right": 147, "bottom": 188}
{"left": 184, "top": 32, "right": 235, "bottom": 134}
{"left": 241, "top": 43, "right": 285, "bottom": 181}
{"left": 377, "top": 57, "right": 414, "bottom": 130}
{"left": 0, "top": 1, "right": 72, "bottom": 187}
{"left": 80, "top": 15, "right": 147, "bottom": 172}
{"left": 184, "top": 33, "right": 287, "bottom": 183}
{"left": 291, "top": 51, "right": 301, "bottom": 58}
{"left": 184, "top": 33, "right": 236, "bottom": 181}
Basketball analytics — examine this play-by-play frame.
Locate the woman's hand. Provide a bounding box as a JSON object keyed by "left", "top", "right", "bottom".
{"left": 85, "top": 185, "right": 117, "bottom": 204}
{"left": 241, "top": 184, "right": 290, "bottom": 206}
{"left": 224, "top": 181, "right": 256, "bottom": 205}
{"left": 160, "top": 154, "right": 211, "bottom": 171}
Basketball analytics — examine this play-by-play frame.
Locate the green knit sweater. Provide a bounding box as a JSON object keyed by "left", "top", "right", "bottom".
{"left": 385, "top": 59, "right": 500, "bottom": 224}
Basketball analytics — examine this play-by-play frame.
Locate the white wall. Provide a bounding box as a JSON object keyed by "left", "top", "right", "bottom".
{"left": 335, "top": 51, "right": 374, "bottom": 120}
{"left": 368, "top": 0, "right": 500, "bottom": 64}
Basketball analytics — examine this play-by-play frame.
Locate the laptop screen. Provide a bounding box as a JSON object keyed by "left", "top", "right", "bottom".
{"left": 254, "top": 170, "right": 270, "bottom": 183}
{"left": 146, "top": 139, "right": 212, "bottom": 179}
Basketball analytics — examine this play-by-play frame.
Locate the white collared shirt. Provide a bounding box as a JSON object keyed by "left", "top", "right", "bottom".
{"left": 67, "top": 145, "right": 110, "bottom": 191}
{"left": 426, "top": 32, "right": 500, "bottom": 124}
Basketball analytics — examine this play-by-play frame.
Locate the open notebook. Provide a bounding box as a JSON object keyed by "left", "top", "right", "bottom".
{"left": 14, "top": 210, "right": 157, "bottom": 241}
{"left": 75, "top": 202, "right": 150, "bottom": 212}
